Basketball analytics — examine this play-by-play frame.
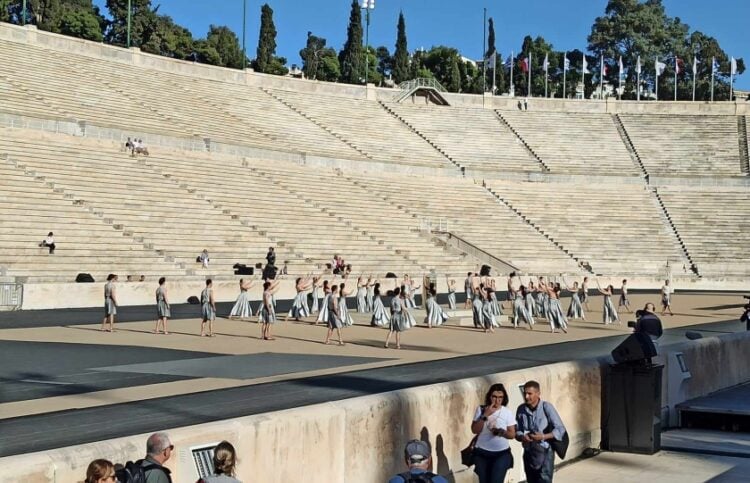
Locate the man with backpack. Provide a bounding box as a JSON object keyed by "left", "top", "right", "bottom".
{"left": 115, "top": 432, "right": 173, "bottom": 483}
{"left": 387, "top": 439, "right": 448, "bottom": 483}
{"left": 515, "top": 381, "right": 568, "bottom": 483}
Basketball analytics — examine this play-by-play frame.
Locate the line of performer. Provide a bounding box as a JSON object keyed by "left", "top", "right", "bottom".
{"left": 99, "top": 271, "right": 676, "bottom": 348}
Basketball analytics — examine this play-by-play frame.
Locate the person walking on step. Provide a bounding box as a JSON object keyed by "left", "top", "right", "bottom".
{"left": 101, "top": 274, "right": 118, "bottom": 332}
{"left": 661, "top": 279, "right": 674, "bottom": 316}
{"left": 619, "top": 279, "right": 632, "bottom": 313}
{"left": 154, "top": 277, "right": 171, "bottom": 334}
{"left": 200, "top": 279, "right": 216, "bottom": 337}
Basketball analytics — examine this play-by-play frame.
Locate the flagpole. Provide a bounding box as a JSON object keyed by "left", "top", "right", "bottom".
{"left": 510, "top": 50, "right": 514, "bottom": 97}
{"left": 599, "top": 54, "right": 604, "bottom": 100}
{"left": 692, "top": 58, "right": 696, "bottom": 102}
{"left": 563, "top": 52, "right": 567, "bottom": 99}
{"left": 618, "top": 57, "right": 622, "bottom": 100}
{"left": 544, "top": 55, "right": 548, "bottom": 98}
{"left": 674, "top": 57, "right": 678, "bottom": 101}
{"left": 527, "top": 52, "right": 532, "bottom": 97}
{"left": 637, "top": 56, "right": 641, "bottom": 101}
{"left": 482, "top": 8, "right": 486, "bottom": 100}
{"left": 493, "top": 51, "right": 497, "bottom": 95}
{"left": 655, "top": 58, "right": 659, "bottom": 101}
{"left": 710, "top": 57, "right": 715, "bottom": 102}
{"left": 730, "top": 58, "right": 734, "bottom": 102}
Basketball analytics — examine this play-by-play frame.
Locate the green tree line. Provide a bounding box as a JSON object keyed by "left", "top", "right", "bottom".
{"left": 1, "top": 0, "right": 743, "bottom": 99}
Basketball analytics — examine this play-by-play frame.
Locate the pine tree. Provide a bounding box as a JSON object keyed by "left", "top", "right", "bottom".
{"left": 255, "top": 3, "right": 277, "bottom": 73}
{"left": 392, "top": 11, "right": 409, "bottom": 84}
{"left": 339, "top": 0, "right": 364, "bottom": 84}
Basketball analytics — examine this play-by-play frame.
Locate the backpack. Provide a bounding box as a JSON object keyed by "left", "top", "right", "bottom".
{"left": 115, "top": 460, "right": 171, "bottom": 483}
{"left": 398, "top": 471, "right": 437, "bottom": 483}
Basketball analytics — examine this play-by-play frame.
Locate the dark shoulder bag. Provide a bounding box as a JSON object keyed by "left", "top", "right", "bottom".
{"left": 543, "top": 401, "right": 570, "bottom": 459}
{"left": 461, "top": 405, "right": 485, "bottom": 467}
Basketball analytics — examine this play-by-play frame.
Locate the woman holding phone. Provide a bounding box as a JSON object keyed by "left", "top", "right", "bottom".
{"left": 470, "top": 383, "right": 517, "bottom": 483}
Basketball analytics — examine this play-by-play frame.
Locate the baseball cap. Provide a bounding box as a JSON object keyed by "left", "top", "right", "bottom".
{"left": 404, "top": 440, "right": 431, "bottom": 463}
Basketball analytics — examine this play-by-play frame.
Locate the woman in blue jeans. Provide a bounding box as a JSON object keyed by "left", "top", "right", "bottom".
{"left": 471, "top": 383, "right": 517, "bottom": 483}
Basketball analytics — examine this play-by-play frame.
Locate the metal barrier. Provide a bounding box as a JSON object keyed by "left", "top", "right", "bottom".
{"left": 0, "top": 283, "right": 22, "bottom": 310}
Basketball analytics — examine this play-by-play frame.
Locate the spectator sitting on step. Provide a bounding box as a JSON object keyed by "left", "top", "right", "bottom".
{"left": 281, "top": 260, "right": 289, "bottom": 276}
{"left": 125, "top": 137, "right": 134, "bottom": 154}
{"left": 198, "top": 249, "right": 210, "bottom": 268}
{"left": 39, "top": 232, "right": 56, "bottom": 254}
{"left": 134, "top": 139, "right": 150, "bottom": 156}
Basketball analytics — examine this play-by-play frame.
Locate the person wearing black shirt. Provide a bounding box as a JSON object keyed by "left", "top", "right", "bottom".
{"left": 266, "top": 247, "right": 276, "bottom": 267}
{"left": 635, "top": 303, "right": 663, "bottom": 341}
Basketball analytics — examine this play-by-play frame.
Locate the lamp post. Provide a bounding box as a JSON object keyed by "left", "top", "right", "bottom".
{"left": 127, "top": 0, "right": 132, "bottom": 48}
{"left": 21, "top": 0, "right": 26, "bottom": 25}
{"left": 242, "top": 0, "right": 247, "bottom": 69}
{"left": 361, "top": 0, "right": 375, "bottom": 85}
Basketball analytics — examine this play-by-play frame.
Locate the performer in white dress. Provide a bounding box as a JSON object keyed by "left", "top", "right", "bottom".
{"left": 315, "top": 280, "right": 332, "bottom": 325}
{"left": 229, "top": 278, "right": 255, "bottom": 319}
{"left": 310, "top": 276, "right": 324, "bottom": 314}
{"left": 370, "top": 282, "right": 390, "bottom": 327}
{"left": 339, "top": 281, "right": 355, "bottom": 326}
{"left": 564, "top": 279, "right": 585, "bottom": 321}
{"left": 424, "top": 288, "right": 448, "bottom": 328}
{"left": 287, "top": 275, "right": 313, "bottom": 321}
{"left": 446, "top": 277, "right": 457, "bottom": 310}
{"left": 597, "top": 281, "right": 619, "bottom": 325}
{"left": 543, "top": 281, "right": 569, "bottom": 333}
{"left": 661, "top": 279, "right": 674, "bottom": 316}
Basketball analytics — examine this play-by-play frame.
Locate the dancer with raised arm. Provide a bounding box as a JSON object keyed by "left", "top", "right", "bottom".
{"left": 260, "top": 280, "right": 281, "bottom": 340}
{"left": 229, "top": 278, "right": 255, "bottom": 320}
{"left": 619, "top": 279, "right": 632, "bottom": 313}
{"left": 447, "top": 277, "right": 457, "bottom": 310}
{"left": 597, "top": 280, "right": 619, "bottom": 325}
{"left": 482, "top": 286, "right": 499, "bottom": 333}
{"left": 315, "top": 279, "right": 332, "bottom": 325}
{"left": 200, "top": 279, "right": 216, "bottom": 337}
{"left": 536, "top": 276, "right": 548, "bottom": 320}
{"left": 366, "top": 276, "right": 375, "bottom": 312}
{"left": 356, "top": 276, "right": 368, "bottom": 313}
{"left": 489, "top": 279, "right": 503, "bottom": 316}
{"left": 564, "top": 278, "right": 585, "bottom": 321}
{"left": 581, "top": 276, "right": 591, "bottom": 311}
{"left": 472, "top": 285, "right": 485, "bottom": 329}
{"left": 401, "top": 285, "right": 418, "bottom": 329}
{"left": 339, "top": 278, "right": 355, "bottom": 327}
{"left": 370, "top": 282, "right": 390, "bottom": 327}
{"left": 324, "top": 285, "right": 344, "bottom": 345}
{"left": 154, "top": 277, "right": 171, "bottom": 334}
{"left": 526, "top": 279, "right": 539, "bottom": 318}
{"left": 661, "top": 279, "right": 674, "bottom": 316}
{"left": 425, "top": 287, "right": 448, "bottom": 328}
{"left": 310, "top": 275, "right": 324, "bottom": 314}
{"left": 287, "top": 275, "right": 313, "bottom": 321}
{"left": 512, "top": 285, "right": 535, "bottom": 329}
{"left": 544, "top": 281, "right": 569, "bottom": 333}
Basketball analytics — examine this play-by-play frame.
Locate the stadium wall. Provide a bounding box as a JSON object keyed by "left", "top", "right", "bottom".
{"left": 1, "top": 23, "right": 747, "bottom": 117}
{"left": 2, "top": 331, "right": 749, "bottom": 483}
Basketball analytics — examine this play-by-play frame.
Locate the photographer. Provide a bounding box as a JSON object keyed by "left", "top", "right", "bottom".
{"left": 632, "top": 303, "right": 663, "bottom": 345}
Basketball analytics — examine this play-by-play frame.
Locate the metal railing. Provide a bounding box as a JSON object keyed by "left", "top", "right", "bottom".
{"left": 0, "top": 283, "right": 23, "bottom": 310}
{"left": 397, "top": 77, "right": 447, "bottom": 93}
{"left": 419, "top": 218, "right": 450, "bottom": 233}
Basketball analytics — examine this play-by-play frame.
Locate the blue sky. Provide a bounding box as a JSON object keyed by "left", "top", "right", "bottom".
{"left": 93, "top": 0, "right": 749, "bottom": 89}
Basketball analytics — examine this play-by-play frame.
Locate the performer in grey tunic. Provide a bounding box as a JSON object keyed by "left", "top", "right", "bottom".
{"left": 526, "top": 281, "right": 539, "bottom": 318}
{"left": 229, "top": 279, "right": 254, "bottom": 319}
{"left": 472, "top": 287, "right": 485, "bottom": 328}
{"left": 287, "top": 276, "right": 313, "bottom": 321}
{"left": 316, "top": 281, "right": 331, "bottom": 325}
{"left": 401, "top": 288, "right": 417, "bottom": 329}
{"left": 489, "top": 284, "right": 503, "bottom": 316}
{"left": 424, "top": 288, "right": 448, "bottom": 327}
{"left": 324, "top": 285, "right": 345, "bottom": 345}
{"left": 546, "top": 283, "right": 569, "bottom": 333}
{"left": 154, "top": 277, "right": 171, "bottom": 334}
{"left": 565, "top": 280, "right": 585, "bottom": 321}
{"left": 260, "top": 281, "right": 280, "bottom": 340}
{"left": 512, "top": 288, "right": 534, "bottom": 329}
{"left": 536, "top": 277, "right": 547, "bottom": 318}
{"left": 385, "top": 287, "right": 409, "bottom": 348}
{"left": 356, "top": 277, "right": 368, "bottom": 313}
{"left": 464, "top": 272, "right": 474, "bottom": 309}
{"left": 370, "top": 283, "right": 390, "bottom": 327}
{"left": 200, "top": 279, "right": 216, "bottom": 337}
{"left": 310, "top": 276, "right": 324, "bottom": 314}
{"left": 447, "top": 278, "right": 457, "bottom": 310}
{"left": 618, "top": 279, "right": 631, "bottom": 313}
{"left": 598, "top": 283, "right": 619, "bottom": 325}
{"left": 339, "top": 282, "right": 355, "bottom": 326}
{"left": 101, "top": 273, "right": 118, "bottom": 332}
{"left": 660, "top": 280, "right": 674, "bottom": 316}
{"left": 366, "top": 277, "right": 375, "bottom": 312}
{"left": 481, "top": 289, "right": 499, "bottom": 332}
{"left": 581, "top": 276, "right": 591, "bottom": 311}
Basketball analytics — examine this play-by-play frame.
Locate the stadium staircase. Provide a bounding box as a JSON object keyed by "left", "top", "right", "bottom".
{"left": 482, "top": 185, "right": 589, "bottom": 273}
{"left": 647, "top": 187, "right": 700, "bottom": 277}
{"left": 739, "top": 116, "right": 749, "bottom": 174}
{"left": 259, "top": 88, "right": 373, "bottom": 160}
{"left": 493, "top": 112, "right": 550, "bottom": 172}
{"left": 377, "top": 101, "right": 465, "bottom": 172}
{"left": 613, "top": 114, "right": 649, "bottom": 178}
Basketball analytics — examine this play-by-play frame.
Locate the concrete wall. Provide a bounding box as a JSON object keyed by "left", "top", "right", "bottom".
{"left": 2, "top": 331, "right": 749, "bottom": 483}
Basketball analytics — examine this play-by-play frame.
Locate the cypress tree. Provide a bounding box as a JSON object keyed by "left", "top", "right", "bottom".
{"left": 339, "top": 0, "right": 364, "bottom": 84}
{"left": 448, "top": 56, "right": 461, "bottom": 92}
{"left": 392, "top": 11, "right": 409, "bottom": 84}
{"left": 486, "top": 17, "right": 496, "bottom": 57}
{"left": 255, "top": 3, "right": 277, "bottom": 73}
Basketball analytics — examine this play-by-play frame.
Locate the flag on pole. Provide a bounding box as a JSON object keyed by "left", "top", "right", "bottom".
{"left": 564, "top": 55, "right": 570, "bottom": 71}
{"left": 636, "top": 55, "right": 642, "bottom": 74}
{"left": 543, "top": 53, "right": 549, "bottom": 73}
{"left": 504, "top": 54, "right": 513, "bottom": 69}
{"left": 655, "top": 59, "right": 666, "bottom": 76}
{"left": 731, "top": 57, "right": 738, "bottom": 76}
{"left": 619, "top": 56, "right": 624, "bottom": 74}
{"left": 582, "top": 55, "right": 589, "bottom": 74}
{"left": 520, "top": 57, "right": 529, "bottom": 73}
{"left": 675, "top": 57, "right": 684, "bottom": 74}
{"left": 712, "top": 57, "right": 720, "bottom": 74}
{"left": 692, "top": 57, "right": 699, "bottom": 75}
